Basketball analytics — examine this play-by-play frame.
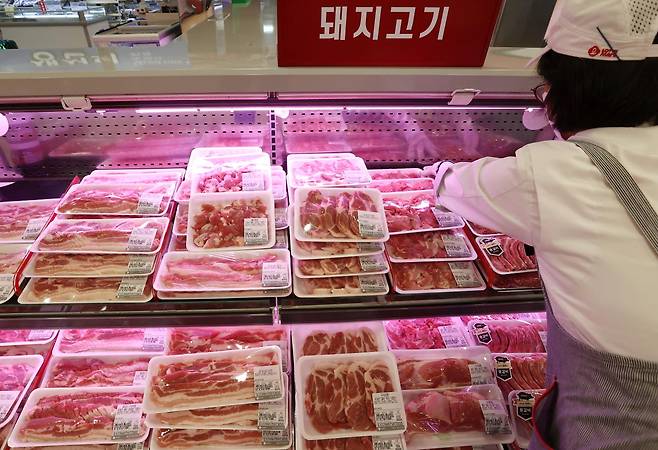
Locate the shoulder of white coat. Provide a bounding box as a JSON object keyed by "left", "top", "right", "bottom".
{"left": 513, "top": 140, "right": 582, "bottom": 175}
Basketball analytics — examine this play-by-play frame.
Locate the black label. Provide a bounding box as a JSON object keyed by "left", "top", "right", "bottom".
{"left": 514, "top": 391, "right": 536, "bottom": 421}
{"left": 473, "top": 322, "right": 492, "bottom": 344}
{"left": 481, "top": 237, "right": 504, "bottom": 256}
{"left": 494, "top": 355, "right": 512, "bottom": 381}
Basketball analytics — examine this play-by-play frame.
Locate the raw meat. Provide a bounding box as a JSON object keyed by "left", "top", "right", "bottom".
{"left": 167, "top": 326, "right": 287, "bottom": 355}
{"left": 9, "top": 444, "right": 146, "bottom": 450}
{"left": 396, "top": 358, "right": 479, "bottom": 390}
{"left": 0, "top": 330, "right": 46, "bottom": 344}
{"left": 301, "top": 328, "right": 379, "bottom": 357}
{"left": 151, "top": 403, "right": 259, "bottom": 429}
{"left": 20, "top": 277, "right": 152, "bottom": 304}
{"left": 15, "top": 391, "right": 147, "bottom": 443}
{"left": 470, "top": 321, "right": 546, "bottom": 353}
{"left": 174, "top": 205, "right": 188, "bottom": 235}
{"left": 459, "top": 314, "right": 542, "bottom": 325}
{"left": 478, "top": 236, "right": 537, "bottom": 274}
{"left": 368, "top": 178, "right": 433, "bottom": 193}
{"left": 0, "top": 200, "right": 58, "bottom": 242}
{"left": 382, "top": 192, "right": 441, "bottom": 233}
{"left": 0, "top": 247, "right": 28, "bottom": 273}
{"left": 295, "top": 275, "right": 386, "bottom": 297}
{"left": 491, "top": 271, "right": 542, "bottom": 291}
{"left": 384, "top": 318, "right": 461, "bottom": 350}
{"left": 303, "top": 437, "right": 373, "bottom": 450}
{"left": 369, "top": 169, "right": 422, "bottom": 180}
{"left": 293, "top": 240, "right": 383, "bottom": 259}
{"left": 57, "top": 328, "right": 151, "bottom": 354}
{"left": 289, "top": 157, "right": 370, "bottom": 187}
{"left": 0, "top": 362, "right": 33, "bottom": 394}
{"left": 45, "top": 357, "right": 151, "bottom": 388}
{"left": 386, "top": 230, "right": 472, "bottom": 260}
{"left": 298, "top": 189, "right": 381, "bottom": 240}
{"left": 405, "top": 389, "right": 490, "bottom": 433}
{"left": 297, "top": 256, "right": 382, "bottom": 277}
{"left": 57, "top": 183, "right": 175, "bottom": 215}
{"left": 30, "top": 253, "right": 155, "bottom": 277}
{"left": 466, "top": 221, "right": 500, "bottom": 236}
{"left": 494, "top": 354, "right": 547, "bottom": 398}
{"left": 194, "top": 166, "right": 269, "bottom": 193}
{"left": 154, "top": 428, "right": 274, "bottom": 448}
{"left": 170, "top": 235, "right": 187, "bottom": 252}
{"left": 390, "top": 261, "right": 483, "bottom": 291}
{"left": 82, "top": 169, "right": 184, "bottom": 185}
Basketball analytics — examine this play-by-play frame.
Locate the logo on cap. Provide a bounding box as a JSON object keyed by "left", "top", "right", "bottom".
{"left": 588, "top": 45, "right": 601, "bottom": 57}
{"left": 588, "top": 45, "right": 618, "bottom": 58}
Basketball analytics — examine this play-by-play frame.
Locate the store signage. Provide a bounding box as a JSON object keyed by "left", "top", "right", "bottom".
{"left": 277, "top": 0, "right": 503, "bottom": 67}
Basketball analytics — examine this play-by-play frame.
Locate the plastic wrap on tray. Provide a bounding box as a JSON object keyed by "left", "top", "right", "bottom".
{"left": 33, "top": 217, "right": 169, "bottom": 254}
{"left": 154, "top": 250, "right": 291, "bottom": 292}
{"left": 292, "top": 322, "right": 388, "bottom": 361}
{"left": 288, "top": 155, "right": 370, "bottom": 189}
{"left": 296, "top": 352, "right": 406, "bottom": 440}
{"left": 384, "top": 317, "right": 469, "bottom": 350}
{"left": 143, "top": 347, "right": 284, "bottom": 413}
{"left": 0, "top": 355, "right": 44, "bottom": 429}
{"left": 56, "top": 182, "right": 176, "bottom": 216}
{"left": 190, "top": 153, "right": 272, "bottom": 195}
{"left": 294, "top": 188, "right": 388, "bottom": 242}
{"left": 393, "top": 347, "right": 494, "bottom": 390}
{"left": 156, "top": 286, "right": 292, "bottom": 300}
{"left": 293, "top": 273, "right": 389, "bottom": 298}
{"left": 465, "top": 220, "right": 502, "bottom": 237}
{"left": 386, "top": 230, "right": 476, "bottom": 262}
{"left": 368, "top": 168, "right": 423, "bottom": 180}
{"left": 173, "top": 205, "right": 188, "bottom": 235}
{"left": 187, "top": 192, "right": 275, "bottom": 251}
{"left": 42, "top": 354, "right": 154, "bottom": 388}
{"left": 493, "top": 353, "right": 547, "bottom": 399}
{"left": 390, "top": 261, "right": 486, "bottom": 294}
{"left": 368, "top": 178, "right": 434, "bottom": 193}
{"left": 82, "top": 169, "right": 185, "bottom": 185}
{"left": 382, "top": 191, "right": 464, "bottom": 234}
{"left": 169, "top": 234, "right": 187, "bottom": 252}
{"left": 54, "top": 328, "right": 166, "bottom": 355}
{"left": 468, "top": 320, "right": 547, "bottom": 353}
{"left": 0, "top": 330, "right": 56, "bottom": 357}
{"left": 490, "top": 271, "right": 542, "bottom": 291}
{"left": 187, "top": 147, "right": 263, "bottom": 173}
{"left": 403, "top": 385, "right": 513, "bottom": 449}
{"left": 18, "top": 276, "right": 153, "bottom": 304}
{"left": 459, "top": 314, "right": 544, "bottom": 325}
{"left": 9, "top": 387, "right": 148, "bottom": 447}
{"left": 167, "top": 325, "right": 289, "bottom": 355}
{"left": 476, "top": 237, "right": 537, "bottom": 275}
{"left": 274, "top": 206, "right": 288, "bottom": 230}
{"left": 0, "top": 244, "right": 29, "bottom": 274}
{"left": 291, "top": 238, "right": 383, "bottom": 260}
{"left": 294, "top": 253, "right": 388, "bottom": 278}
{"left": 150, "top": 427, "right": 291, "bottom": 450}
{"left": 297, "top": 434, "right": 407, "bottom": 450}
{"left": 26, "top": 253, "right": 156, "bottom": 278}
{"left": 174, "top": 180, "right": 191, "bottom": 204}
{"left": 0, "top": 199, "right": 59, "bottom": 243}
{"left": 508, "top": 389, "right": 544, "bottom": 449}
{"left": 6, "top": 443, "right": 152, "bottom": 450}
{"left": 271, "top": 166, "right": 286, "bottom": 201}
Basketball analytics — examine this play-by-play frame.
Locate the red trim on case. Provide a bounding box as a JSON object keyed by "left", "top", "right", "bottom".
{"left": 532, "top": 377, "right": 557, "bottom": 450}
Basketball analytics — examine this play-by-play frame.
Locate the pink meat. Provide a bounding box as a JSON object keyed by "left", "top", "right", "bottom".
{"left": 58, "top": 183, "right": 173, "bottom": 215}
{"left": 384, "top": 317, "right": 456, "bottom": 349}
{"left": 291, "top": 158, "right": 366, "bottom": 187}
{"left": 58, "top": 328, "right": 146, "bottom": 353}
{"left": 301, "top": 327, "right": 379, "bottom": 356}
{"left": 369, "top": 169, "right": 422, "bottom": 180}
{"left": 299, "top": 190, "right": 378, "bottom": 240}
{"left": 495, "top": 353, "right": 547, "bottom": 398}
{"left": 298, "top": 257, "right": 364, "bottom": 276}
{"left": 404, "top": 389, "right": 486, "bottom": 434}
{"left": 386, "top": 230, "right": 468, "bottom": 260}
{"left": 472, "top": 321, "right": 546, "bottom": 353}
{"left": 482, "top": 236, "right": 537, "bottom": 273}
{"left": 46, "top": 357, "right": 150, "bottom": 388}
{"left": 167, "top": 326, "right": 287, "bottom": 354}
{"left": 382, "top": 192, "right": 440, "bottom": 233}
{"left": 0, "top": 200, "right": 57, "bottom": 241}
{"left": 32, "top": 253, "right": 145, "bottom": 277}
{"left": 190, "top": 199, "right": 269, "bottom": 249}
{"left": 397, "top": 358, "right": 476, "bottom": 390}
{"left": 155, "top": 428, "right": 266, "bottom": 448}
{"left": 368, "top": 178, "right": 433, "bottom": 193}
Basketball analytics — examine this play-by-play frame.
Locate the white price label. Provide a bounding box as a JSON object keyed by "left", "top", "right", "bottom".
{"left": 112, "top": 403, "right": 143, "bottom": 440}
{"left": 441, "top": 234, "right": 472, "bottom": 258}
{"left": 468, "top": 363, "right": 491, "bottom": 385}
{"left": 244, "top": 218, "right": 269, "bottom": 246}
{"left": 116, "top": 277, "right": 147, "bottom": 298}
{"left": 253, "top": 365, "right": 282, "bottom": 401}
{"left": 372, "top": 435, "right": 405, "bottom": 450}
{"left": 438, "top": 325, "right": 468, "bottom": 348}
{"left": 359, "top": 275, "right": 387, "bottom": 294}
{"left": 142, "top": 328, "right": 165, "bottom": 352}
{"left": 21, "top": 217, "right": 48, "bottom": 241}
{"left": 27, "top": 329, "right": 53, "bottom": 341}
{"left": 132, "top": 371, "right": 148, "bottom": 386}
{"left": 479, "top": 399, "right": 511, "bottom": 435}
{"left": 0, "top": 391, "right": 19, "bottom": 419}
{"left": 448, "top": 262, "right": 481, "bottom": 288}
{"left": 242, "top": 171, "right": 266, "bottom": 191}
{"left": 356, "top": 242, "right": 383, "bottom": 253}
{"left": 274, "top": 208, "right": 287, "bottom": 228}
{"left": 345, "top": 169, "right": 368, "bottom": 184}
{"left": 261, "top": 429, "right": 289, "bottom": 446}
{"left": 258, "top": 399, "right": 287, "bottom": 430}
{"left": 432, "top": 207, "right": 464, "bottom": 228}
{"left": 539, "top": 330, "right": 547, "bottom": 350}
{"left": 126, "top": 228, "right": 158, "bottom": 252}
{"left": 359, "top": 255, "right": 388, "bottom": 273}
{"left": 261, "top": 262, "right": 289, "bottom": 288}
{"left": 0, "top": 274, "right": 14, "bottom": 301}
{"left": 136, "top": 193, "right": 164, "bottom": 215}
{"left": 117, "top": 443, "right": 144, "bottom": 450}
{"left": 126, "top": 255, "right": 155, "bottom": 275}
{"left": 358, "top": 210, "right": 385, "bottom": 239}
{"left": 372, "top": 392, "right": 406, "bottom": 432}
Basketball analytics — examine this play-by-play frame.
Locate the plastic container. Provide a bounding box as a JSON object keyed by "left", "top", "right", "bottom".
{"left": 18, "top": 276, "right": 154, "bottom": 304}
{"left": 186, "top": 192, "right": 275, "bottom": 251}
{"left": 508, "top": 389, "right": 545, "bottom": 449}
{"left": 492, "top": 353, "right": 547, "bottom": 399}
{"left": 368, "top": 178, "right": 434, "bottom": 193}
{"left": 56, "top": 182, "right": 176, "bottom": 216}
{"left": 173, "top": 205, "right": 188, "bottom": 236}
{"left": 392, "top": 347, "right": 494, "bottom": 390}
{"left": 385, "top": 229, "right": 477, "bottom": 262}
{"left": 274, "top": 230, "right": 288, "bottom": 250}
{"left": 384, "top": 317, "right": 470, "bottom": 350}
{"left": 173, "top": 180, "right": 191, "bottom": 205}
{"left": 143, "top": 346, "right": 284, "bottom": 413}
{"left": 465, "top": 220, "right": 503, "bottom": 237}
{"left": 25, "top": 253, "right": 156, "bottom": 278}
{"left": 291, "top": 237, "right": 383, "bottom": 260}
{"left": 293, "top": 273, "right": 389, "bottom": 298}
{"left": 292, "top": 321, "right": 388, "bottom": 362}
{"left": 154, "top": 250, "right": 291, "bottom": 292}
{"left": 0, "top": 244, "right": 30, "bottom": 274}
{"left": 190, "top": 153, "right": 272, "bottom": 195}
{"left": 368, "top": 168, "right": 423, "bottom": 180}
{"left": 53, "top": 328, "right": 167, "bottom": 356}
{"left": 274, "top": 207, "right": 288, "bottom": 230}
{"left": 475, "top": 237, "right": 537, "bottom": 275}
{"left": 82, "top": 169, "right": 185, "bottom": 185}
{"left": 293, "top": 188, "right": 389, "bottom": 243}
{"left": 467, "top": 320, "right": 547, "bottom": 353}
{"left": 9, "top": 386, "right": 148, "bottom": 447}
{"left": 0, "top": 199, "right": 59, "bottom": 243}
{"left": 294, "top": 253, "right": 389, "bottom": 278}
{"left": 271, "top": 166, "right": 286, "bottom": 201}
{"left": 149, "top": 426, "right": 292, "bottom": 450}
{"left": 288, "top": 155, "right": 370, "bottom": 189}
{"left": 402, "top": 385, "right": 514, "bottom": 449}
{"left": 187, "top": 147, "right": 263, "bottom": 174}
{"left": 296, "top": 352, "right": 406, "bottom": 439}
{"left": 389, "top": 261, "right": 486, "bottom": 294}
{"left": 382, "top": 191, "right": 464, "bottom": 234}
{"left": 0, "top": 355, "right": 44, "bottom": 429}
{"left": 295, "top": 432, "right": 407, "bottom": 450}
{"left": 0, "top": 330, "right": 56, "bottom": 357}
{"left": 156, "top": 286, "right": 292, "bottom": 301}
{"left": 33, "top": 217, "right": 169, "bottom": 254}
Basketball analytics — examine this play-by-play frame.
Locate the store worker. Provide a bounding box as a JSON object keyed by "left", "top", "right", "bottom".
{"left": 431, "top": 0, "right": 658, "bottom": 449}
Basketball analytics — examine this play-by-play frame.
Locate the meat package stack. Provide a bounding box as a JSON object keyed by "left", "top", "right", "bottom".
{"left": 144, "top": 325, "right": 292, "bottom": 450}
{"left": 18, "top": 168, "right": 183, "bottom": 305}
{"left": 155, "top": 147, "right": 292, "bottom": 300}
{"left": 464, "top": 221, "right": 541, "bottom": 291}
{"left": 366, "top": 169, "right": 486, "bottom": 295}
{"left": 289, "top": 153, "right": 391, "bottom": 298}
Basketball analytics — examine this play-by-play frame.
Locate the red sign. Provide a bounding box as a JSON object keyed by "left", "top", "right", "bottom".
{"left": 277, "top": 0, "right": 503, "bottom": 67}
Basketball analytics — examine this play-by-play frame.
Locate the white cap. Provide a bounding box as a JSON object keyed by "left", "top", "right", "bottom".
{"left": 530, "top": 0, "right": 658, "bottom": 63}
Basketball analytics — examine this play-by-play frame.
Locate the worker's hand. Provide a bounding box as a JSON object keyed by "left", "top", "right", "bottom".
{"left": 427, "top": 161, "right": 455, "bottom": 196}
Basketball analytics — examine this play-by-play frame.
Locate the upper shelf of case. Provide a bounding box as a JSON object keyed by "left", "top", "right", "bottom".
{"left": 0, "top": 2, "right": 543, "bottom": 100}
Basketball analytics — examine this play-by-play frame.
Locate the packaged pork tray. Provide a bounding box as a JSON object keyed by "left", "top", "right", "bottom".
{"left": 24, "top": 253, "right": 157, "bottom": 278}
{"left": 467, "top": 320, "right": 547, "bottom": 354}
{"left": 156, "top": 286, "right": 292, "bottom": 301}
{"left": 173, "top": 204, "right": 188, "bottom": 236}
{"left": 385, "top": 229, "right": 476, "bottom": 262}
{"left": 287, "top": 154, "right": 371, "bottom": 189}
{"left": 0, "top": 244, "right": 30, "bottom": 304}
{"left": 291, "top": 321, "right": 388, "bottom": 361}
{"left": 508, "top": 389, "right": 545, "bottom": 449}
{"left": 81, "top": 168, "right": 185, "bottom": 185}
{"left": 0, "top": 330, "right": 56, "bottom": 357}
{"left": 293, "top": 188, "right": 389, "bottom": 242}
{"left": 493, "top": 353, "right": 547, "bottom": 398}
{"left": 367, "top": 177, "right": 434, "bottom": 193}
{"left": 384, "top": 317, "right": 470, "bottom": 350}
{"left": 368, "top": 168, "right": 423, "bottom": 180}
{"left": 149, "top": 426, "right": 292, "bottom": 450}
{"left": 381, "top": 191, "right": 464, "bottom": 235}
{"left": 389, "top": 261, "right": 486, "bottom": 294}
{"left": 18, "top": 275, "right": 154, "bottom": 304}
{"left": 296, "top": 351, "right": 407, "bottom": 440}
{"left": 291, "top": 238, "right": 383, "bottom": 260}
{"left": 296, "top": 431, "right": 407, "bottom": 450}
{"left": 0, "top": 199, "right": 59, "bottom": 243}
{"left": 0, "top": 355, "right": 44, "bottom": 429}
{"left": 53, "top": 328, "right": 167, "bottom": 356}
{"left": 471, "top": 235, "right": 541, "bottom": 291}
{"left": 190, "top": 153, "right": 272, "bottom": 195}
{"left": 293, "top": 253, "right": 389, "bottom": 278}
{"left": 8, "top": 386, "right": 149, "bottom": 447}
{"left": 293, "top": 273, "right": 389, "bottom": 298}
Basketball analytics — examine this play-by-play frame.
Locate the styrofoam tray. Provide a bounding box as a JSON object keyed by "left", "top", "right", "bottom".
{"left": 82, "top": 169, "right": 185, "bottom": 185}
{"left": 293, "top": 253, "right": 389, "bottom": 279}
{"left": 0, "top": 330, "right": 56, "bottom": 348}
{"left": 0, "top": 244, "right": 30, "bottom": 274}
{"left": 294, "top": 429, "right": 407, "bottom": 450}
{"left": 382, "top": 190, "right": 465, "bottom": 235}
{"left": 53, "top": 328, "right": 166, "bottom": 357}
{"left": 291, "top": 234, "right": 383, "bottom": 260}
{"left": 368, "top": 177, "right": 434, "bottom": 193}
{"left": 368, "top": 168, "right": 423, "bottom": 180}
{"left": 190, "top": 153, "right": 272, "bottom": 195}
{"left": 149, "top": 426, "right": 291, "bottom": 450}
{"left": 25, "top": 253, "right": 156, "bottom": 278}
{"left": 156, "top": 286, "right": 292, "bottom": 300}
{"left": 465, "top": 220, "right": 503, "bottom": 237}
{"left": 172, "top": 204, "right": 187, "bottom": 236}
{"left": 288, "top": 155, "right": 370, "bottom": 189}
{"left": 275, "top": 207, "right": 288, "bottom": 230}
{"left": 475, "top": 236, "right": 538, "bottom": 276}
{"left": 385, "top": 229, "right": 477, "bottom": 263}
{"left": 18, "top": 276, "right": 154, "bottom": 304}
{"left": 389, "top": 261, "right": 487, "bottom": 294}
{"left": 286, "top": 152, "right": 356, "bottom": 162}
{"left": 291, "top": 321, "right": 388, "bottom": 362}
{"left": 0, "top": 355, "right": 43, "bottom": 430}
{"left": 0, "top": 199, "right": 59, "bottom": 243}
{"left": 173, "top": 179, "right": 191, "bottom": 205}
{"left": 293, "top": 273, "right": 389, "bottom": 298}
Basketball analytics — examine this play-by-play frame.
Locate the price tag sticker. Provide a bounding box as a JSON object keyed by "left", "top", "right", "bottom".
{"left": 372, "top": 392, "right": 406, "bottom": 432}
{"left": 116, "top": 277, "right": 147, "bottom": 298}
{"left": 126, "top": 228, "right": 158, "bottom": 252}
{"left": 441, "top": 234, "right": 472, "bottom": 258}
{"left": 132, "top": 371, "right": 148, "bottom": 386}
{"left": 253, "top": 366, "right": 283, "bottom": 401}
{"left": 21, "top": 217, "right": 48, "bottom": 241}
{"left": 258, "top": 398, "right": 287, "bottom": 430}
{"left": 242, "top": 171, "right": 266, "bottom": 191}
{"left": 356, "top": 242, "right": 382, "bottom": 254}
{"left": 142, "top": 328, "right": 165, "bottom": 352}
{"left": 261, "top": 429, "right": 289, "bottom": 446}
{"left": 27, "top": 329, "right": 53, "bottom": 341}
{"left": 448, "top": 262, "right": 482, "bottom": 288}
{"left": 372, "top": 435, "right": 405, "bottom": 450}
{"left": 244, "top": 218, "right": 269, "bottom": 246}
{"left": 137, "top": 193, "right": 164, "bottom": 215}
{"left": 437, "top": 325, "right": 468, "bottom": 348}
{"left": 274, "top": 208, "right": 287, "bottom": 229}
{"left": 539, "top": 330, "right": 547, "bottom": 350}
{"left": 359, "top": 275, "right": 387, "bottom": 294}
{"left": 358, "top": 211, "right": 385, "bottom": 239}
{"left": 261, "top": 262, "right": 289, "bottom": 288}
{"left": 117, "top": 443, "right": 144, "bottom": 450}
{"left": 432, "top": 207, "right": 464, "bottom": 229}
{"left": 126, "top": 255, "right": 155, "bottom": 275}
{"left": 468, "top": 363, "right": 491, "bottom": 385}
{"left": 479, "top": 399, "right": 511, "bottom": 435}
{"left": 359, "top": 255, "right": 388, "bottom": 273}
{"left": 0, "top": 391, "right": 19, "bottom": 419}
{"left": 0, "top": 274, "right": 14, "bottom": 301}
{"left": 112, "top": 403, "right": 143, "bottom": 440}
